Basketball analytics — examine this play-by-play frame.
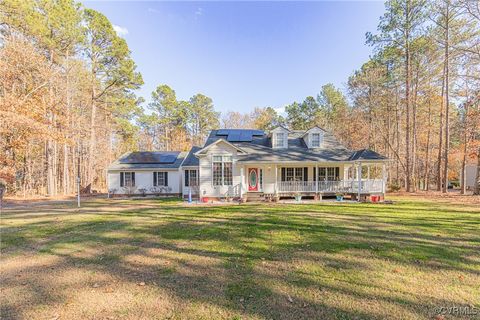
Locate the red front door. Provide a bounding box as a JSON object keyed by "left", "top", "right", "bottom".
{"left": 248, "top": 168, "right": 259, "bottom": 191}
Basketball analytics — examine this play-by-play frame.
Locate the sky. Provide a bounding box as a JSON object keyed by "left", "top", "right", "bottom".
{"left": 85, "top": 1, "right": 386, "bottom": 114}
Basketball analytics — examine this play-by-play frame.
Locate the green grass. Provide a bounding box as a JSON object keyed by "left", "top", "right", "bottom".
{"left": 1, "top": 197, "right": 479, "bottom": 320}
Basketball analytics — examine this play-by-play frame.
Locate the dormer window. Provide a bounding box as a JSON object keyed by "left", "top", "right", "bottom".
{"left": 311, "top": 133, "right": 321, "bottom": 148}
{"left": 274, "top": 132, "right": 286, "bottom": 148}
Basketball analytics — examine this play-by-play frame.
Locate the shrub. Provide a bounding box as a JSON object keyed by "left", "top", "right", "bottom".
{"left": 388, "top": 183, "right": 401, "bottom": 192}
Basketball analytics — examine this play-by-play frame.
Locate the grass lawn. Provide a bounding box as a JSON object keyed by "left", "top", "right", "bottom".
{"left": 1, "top": 197, "right": 479, "bottom": 320}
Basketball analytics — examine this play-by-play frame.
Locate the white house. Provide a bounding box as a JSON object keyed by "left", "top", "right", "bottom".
{"left": 107, "top": 126, "right": 389, "bottom": 200}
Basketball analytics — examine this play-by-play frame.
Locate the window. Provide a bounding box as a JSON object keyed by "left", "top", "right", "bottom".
{"left": 274, "top": 132, "right": 286, "bottom": 148}
{"left": 311, "top": 133, "right": 321, "bottom": 148}
{"left": 294, "top": 168, "right": 304, "bottom": 181}
{"left": 286, "top": 168, "right": 294, "bottom": 181}
{"left": 259, "top": 169, "right": 263, "bottom": 189}
{"left": 281, "top": 167, "right": 307, "bottom": 181}
{"left": 317, "top": 167, "right": 340, "bottom": 181}
{"left": 153, "top": 172, "right": 168, "bottom": 186}
{"left": 120, "top": 172, "right": 135, "bottom": 187}
{"left": 213, "top": 155, "right": 233, "bottom": 186}
{"left": 185, "top": 170, "right": 198, "bottom": 187}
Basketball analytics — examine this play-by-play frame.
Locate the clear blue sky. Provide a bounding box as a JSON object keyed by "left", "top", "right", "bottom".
{"left": 85, "top": 1, "right": 385, "bottom": 114}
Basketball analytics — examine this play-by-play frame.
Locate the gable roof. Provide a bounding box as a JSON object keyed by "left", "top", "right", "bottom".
{"left": 108, "top": 151, "right": 187, "bottom": 170}
{"left": 269, "top": 125, "right": 290, "bottom": 133}
{"left": 301, "top": 126, "right": 325, "bottom": 137}
{"left": 195, "top": 138, "right": 248, "bottom": 156}
{"left": 348, "top": 149, "right": 388, "bottom": 161}
{"left": 182, "top": 146, "right": 201, "bottom": 166}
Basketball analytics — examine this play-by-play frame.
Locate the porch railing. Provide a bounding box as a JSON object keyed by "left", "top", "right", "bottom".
{"left": 277, "top": 179, "right": 384, "bottom": 193}
{"left": 277, "top": 181, "right": 316, "bottom": 192}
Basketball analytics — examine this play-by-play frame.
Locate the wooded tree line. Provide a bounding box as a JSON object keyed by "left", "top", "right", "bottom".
{"left": 0, "top": 0, "right": 223, "bottom": 196}
{"left": 0, "top": 0, "right": 144, "bottom": 196}
{"left": 1, "top": 0, "right": 479, "bottom": 196}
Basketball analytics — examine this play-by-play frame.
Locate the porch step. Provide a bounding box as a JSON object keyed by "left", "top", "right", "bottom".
{"left": 245, "top": 192, "right": 265, "bottom": 202}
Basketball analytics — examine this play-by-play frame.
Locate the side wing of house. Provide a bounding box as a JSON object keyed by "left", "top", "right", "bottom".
{"left": 107, "top": 151, "right": 186, "bottom": 196}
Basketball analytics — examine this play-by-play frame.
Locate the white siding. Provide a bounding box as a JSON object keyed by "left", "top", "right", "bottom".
{"left": 271, "top": 127, "right": 289, "bottom": 149}
{"left": 303, "top": 127, "right": 324, "bottom": 148}
{"left": 182, "top": 167, "right": 200, "bottom": 196}
{"left": 107, "top": 169, "right": 181, "bottom": 195}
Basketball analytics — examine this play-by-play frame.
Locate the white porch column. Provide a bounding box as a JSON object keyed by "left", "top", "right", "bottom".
{"left": 357, "top": 162, "right": 362, "bottom": 201}
{"left": 315, "top": 162, "right": 318, "bottom": 193}
{"left": 240, "top": 166, "right": 244, "bottom": 198}
{"left": 274, "top": 165, "right": 278, "bottom": 194}
{"left": 367, "top": 165, "right": 371, "bottom": 180}
{"left": 382, "top": 163, "right": 386, "bottom": 194}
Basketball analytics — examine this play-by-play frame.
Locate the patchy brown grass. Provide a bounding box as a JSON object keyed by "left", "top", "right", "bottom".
{"left": 1, "top": 196, "right": 479, "bottom": 319}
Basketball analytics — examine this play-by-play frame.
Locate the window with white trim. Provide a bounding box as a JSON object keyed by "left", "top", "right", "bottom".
{"left": 317, "top": 167, "right": 340, "bottom": 181}
{"left": 311, "top": 133, "right": 321, "bottom": 148}
{"left": 213, "top": 155, "right": 233, "bottom": 186}
{"left": 153, "top": 172, "right": 168, "bottom": 186}
{"left": 120, "top": 172, "right": 135, "bottom": 187}
{"left": 283, "top": 167, "right": 304, "bottom": 181}
{"left": 274, "top": 132, "right": 286, "bottom": 148}
{"left": 185, "top": 169, "right": 198, "bottom": 187}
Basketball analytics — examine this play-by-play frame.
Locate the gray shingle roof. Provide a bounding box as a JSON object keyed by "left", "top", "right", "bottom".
{"left": 108, "top": 129, "right": 388, "bottom": 169}
{"left": 182, "top": 146, "right": 201, "bottom": 166}
{"left": 348, "top": 149, "right": 388, "bottom": 161}
{"left": 200, "top": 129, "right": 387, "bottom": 162}
{"left": 108, "top": 151, "right": 187, "bottom": 170}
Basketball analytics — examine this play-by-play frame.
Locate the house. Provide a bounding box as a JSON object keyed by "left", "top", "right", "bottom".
{"left": 107, "top": 126, "right": 389, "bottom": 200}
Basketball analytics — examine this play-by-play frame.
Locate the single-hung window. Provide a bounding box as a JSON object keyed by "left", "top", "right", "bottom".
{"left": 120, "top": 172, "right": 135, "bottom": 187}
{"left": 153, "top": 172, "right": 168, "bottom": 186}
{"left": 185, "top": 170, "right": 198, "bottom": 187}
{"left": 274, "top": 132, "right": 285, "bottom": 148}
{"left": 311, "top": 133, "right": 321, "bottom": 148}
{"left": 213, "top": 155, "right": 233, "bottom": 186}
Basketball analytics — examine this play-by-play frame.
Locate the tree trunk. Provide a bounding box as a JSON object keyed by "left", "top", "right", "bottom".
{"left": 64, "top": 51, "right": 71, "bottom": 195}
{"left": 395, "top": 88, "right": 400, "bottom": 184}
{"left": 412, "top": 65, "right": 419, "bottom": 192}
{"left": 460, "top": 89, "right": 470, "bottom": 194}
{"left": 436, "top": 64, "right": 446, "bottom": 191}
{"left": 424, "top": 99, "right": 432, "bottom": 191}
{"left": 63, "top": 144, "right": 69, "bottom": 195}
{"left": 405, "top": 24, "right": 412, "bottom": 192}
{"left": 442, "top": 6, "right": 450, "bottom": 194}
{"left": 88, "top": 83, "right": 96, "bottom": 191}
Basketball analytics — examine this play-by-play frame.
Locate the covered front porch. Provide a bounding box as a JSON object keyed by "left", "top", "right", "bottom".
{"left": 237, "top": 161, "right": 387, "bottom": 200}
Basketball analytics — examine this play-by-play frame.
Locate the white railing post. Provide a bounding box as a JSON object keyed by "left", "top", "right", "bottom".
{"left": 274, "top": 165, "right": 278, "bottom": 195}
